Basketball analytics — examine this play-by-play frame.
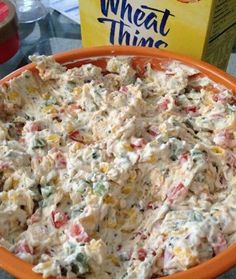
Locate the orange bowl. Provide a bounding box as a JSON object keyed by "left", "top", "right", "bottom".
{"left": 0, "top": 46, "right": 236, "bottom": 279}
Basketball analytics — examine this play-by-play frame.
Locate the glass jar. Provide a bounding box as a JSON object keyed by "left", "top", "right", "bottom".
{"left": 14, "top": 0, "right": 48, "bottom": 23}
{"left": 0, "top": 0, "right": 21, "bottom": 78}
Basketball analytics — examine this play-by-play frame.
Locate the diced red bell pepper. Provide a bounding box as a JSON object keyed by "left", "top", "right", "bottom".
{"left": 70, "top": 223, "right": 90, "bottom": 242}
{"left": 174, "top": 98, "right": 179, "bottom": 106}
{"left": 147, "top": 201, "right": 154, "bottom": 209}
{"left": 29, "top": 212, "right": 41, "bottom": 224}
{"left": 19, "top": 137, "right": 26, "bottom": 144}
{"left": 226, "top": 152, "right": 236, "bottom": 167}
{"left": 190, "top": 83, "right": 219, "bottom": 93}
{"left": 204, "top": 84, "right": 220, "bottom": 94}
{"left": 137, "top": 248, "right": 147, "bottom": 261}
{"left": 117, "top": 244, "right": 122, "bottom": 251}
{"left": 188, "top": 72, "right": 205, "bottom": 80}
{"left": 167, "top": 182, "right": 187, "bottom": 203}
{"left": 15, "top": 123, "right": 24, "bottom": 135}
{"left": 130, "top": 137, "right": 147, "bottom": 149}
{"left": 185, "top": 106, "right": 197, "bottom": 113}
{"left": 35, "top": 156, "right": 42, "bottom": 164}
{"left": 212, "top": 94, "right": 236, "bottom": 105}
{"left": 51, "top": 210, "right": 69, "bottom": 229}
{"left": 70, "top": 223, "right": 82, "bottom": 236}
{"left": 163, "top": 249, "right": 173, "bottom": 263}
{"left": 25, "top": 122, "right": 42, "bottom": 132}
{"left": 213, "top": 130, "right": 235, "bottom": 148}
{"left": 179, "top": 153, "right": 189, "bottom": 164}
{"left": 147, "top": 126, "right": 159, "bottom": 137}
{"left": 158, "top": 99, "right": 170, "bottom": 111}
{"left": 191, "top": 85, "right": 203, "bottom": 91}
{"left": 229, "top": 97, "right": 236, "bottom": 105}
{"left": 68, "top": 104, "right": 83, "bottom": 112}
{"left": 68, "top": 130, "right": 80, "bottom": 141}
{"left": 212, "top": 233, "right": 227, "bottom": 255}
{"left": 140, "top": 234, "right": 148, "bottom": 240}
{"left": 68, "top": 130, "right": 84, "bottom": 143}
{"left": 0, "top": 160, "right": 9, "bottom": 171}
{"left": 55, "top": 152, "right": 67, "bottom": 169}
{"left": 16, "top": 242, "right": 33, "bottom": 255}
{"left": 212, "top": 95, "right": 219, "bottom": 102}
{"left": 120, "top": 86, "right": 128, "bottom": 92}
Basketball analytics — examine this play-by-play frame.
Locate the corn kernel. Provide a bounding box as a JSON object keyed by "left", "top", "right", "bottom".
{"left": 146, "top": 77, "right": 154, "bottom": 82}
{"left": 27, "top": 87, "right": 37, "bottom": 94}
{"left": 107, "top": 220, "right": 117, "bottom": 229}
{"left": 12, "top": 178, "right": 19, "bottom": 188}
{"left": 88, "top": 239, "right": 104, "bottom": 253}
{"left": 42, "top": 261, "right": 52, "bottom": 269}
{"left": 146, "top": 154, "right": 157, "bottom": 163}
{"left": 174, "top": 247, "right": 186, "bottom": 257}
{"left": 108, "top": 255, "right": 120, "bottom": 267}
{"left": 100, "top": 163, "right": 109, "bottom": 173}
{"left": 173, "top": 247, "right": 193, "bottom": 260}
{"left": 42, "top": 93, "right": 50, "bottom": 100}
{"left": 173, "top": 247, "right": 182, "bottom": 254}
{"left": 80, "top": 214, "right": 96, "bottom": 225}
{"left": 10, "top": 193, "right": 17, "bottom": 203}
{"left": 172, "top": 228, "right": 187, "bottom": 236}
{"left": 46, "top": 134, "right": 60, "bottom": 144}
{"left": 111, "top": 126, "right": 118, "bottom": 133}
{"left": 90, "top": 231, "right": 98, "bottom": 239}
{"left": 52, "top": 176, "right": 59, "bottom": 186}
{"left": 116, "top": 218, "right": 125, "bottom": 228}
{"left": 75, "top": 142, "right": 82, "bottom": 149}
{"left": 123, "top": 143, "right": 133, "bottom": 152}
{"left": 0, "top": 192, "right": 8, "bottom": 201}
{"left": 110, "top": 65, "right": 118, "bottom": 72}
{"left": 203, "top": 94, "right": 213, "bottom": 106}
{"left": 65, "top": 122, "right": 74, "bottom": 133}
{"left": 103, "top": 194, "right": 115, "bottom": 204}
{"left": 121, "top": 228, "right": 133, "bottom": 233}
{"left": 119, "top": 199, "right": 127, "bottom": 209}
{"left": 128, "top": 208, "right": 137, "bottom": 219}
{"left": 70, "top": 142, "right": 83, "bottom": 153}
{"left": 232, "top": 176, "right": 236, "bottom": 184}
{"left": 3, "top": 170, "right": 12, "bottom": 178}
{"left": 128, "top": 171, "right": 137, "bottom": 182}
{"left": 211, "top": 146, "right": 224, "bottom": 154}
{"left": 121, "top": 185, "right": 132, "bottom": 195}
{"left": 42, "top": 105, "right": 57, "bottom": 114}
{"left": 137, "top": 190, "right": 143, "bottom": 198}
{"left": 9, "top": 91, "right": 19, "bottom": 101}
{"left": 122, "top": 208, "right": 137, "bottom": 219}
{"left": 73, "top": 87, "right": 82, "bottom": 95}
{"left": 159, "top": 125, "right": 167, "bottom": 133}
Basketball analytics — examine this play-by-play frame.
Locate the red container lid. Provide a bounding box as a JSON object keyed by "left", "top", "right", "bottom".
{"left": 0, "top": 0, "right": 19, "bottom": 63}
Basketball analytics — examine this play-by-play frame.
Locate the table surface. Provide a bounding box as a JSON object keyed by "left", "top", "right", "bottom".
{"left": 1, "top": 6, "right": 236, "bottom": 279}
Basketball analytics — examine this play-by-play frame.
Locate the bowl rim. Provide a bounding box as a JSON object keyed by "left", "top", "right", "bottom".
{"left": 1, "top": 45, "right": 236, "bottom": 89}
{"left": 0, "top": 45, "right": 236, "bottom": 279}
